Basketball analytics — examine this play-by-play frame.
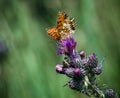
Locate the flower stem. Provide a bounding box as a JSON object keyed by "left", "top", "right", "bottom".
{"left": 85, "top": 76, "right": 105, "bottom": 98}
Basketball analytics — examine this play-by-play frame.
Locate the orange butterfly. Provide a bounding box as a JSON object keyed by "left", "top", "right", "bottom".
{"left": 47, "top": 11, "right": 75, "bottom": 41}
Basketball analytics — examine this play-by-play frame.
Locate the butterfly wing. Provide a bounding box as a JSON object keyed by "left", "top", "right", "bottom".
{"left": 57, "top": 11, "right": 68, "bottom": 31}
{"left": 57, "top": 11, "right": 76, "bottom": 39}
{"left": 47, "top": 27, "right": 61, "bottom": 41}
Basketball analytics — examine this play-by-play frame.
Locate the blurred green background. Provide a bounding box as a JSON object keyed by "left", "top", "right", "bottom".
{"left": 0, "top": 0, "right": 120, "bottom": 98}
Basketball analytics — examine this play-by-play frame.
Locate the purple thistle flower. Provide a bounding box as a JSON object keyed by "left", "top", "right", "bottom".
{"left": 68, "top": 79, "right": 82, "bottom": 91}
{"left": 57, "top": 37, "right": 76, "bottom": 56}
{"left": 64, "top": 67, "right": 75, "bottom": 78}
{"left": 87, "top": 53, "right": 98, "bottom": 68}
{"left": 55, "top": 64, "right": 64, "bottom": 74}
{"left": 78, "top": 51, "right": 86, "bottom": 59}
{"left": 92, "top": 66, "right": 102, "bottom": 75}
{"left": 104, "top": 89, "right": 115, "bottom": 98}
{"left": 73, "top": 68, "right": 86, "bottom": 78}
{"left": 73, "top": 68, "right": 80, "bottom": 75}
{"left": 64, "top": 67, "right": 85, "bottom": 78}
{"left": 90, "top": 53, "right": 97, "bottom": 59}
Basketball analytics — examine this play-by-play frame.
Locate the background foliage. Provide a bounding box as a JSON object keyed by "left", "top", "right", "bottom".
{"left": 0, "top": 0, "right": 120, "bottom": 98}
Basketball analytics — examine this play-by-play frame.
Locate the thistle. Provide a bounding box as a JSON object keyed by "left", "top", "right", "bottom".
{"left": 46, "top": 11, "right": 119, "bottom": 98}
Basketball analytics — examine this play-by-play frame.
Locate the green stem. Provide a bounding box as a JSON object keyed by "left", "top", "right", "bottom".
{"left": 84, "top": 76, "right": 105, "bottom": 98}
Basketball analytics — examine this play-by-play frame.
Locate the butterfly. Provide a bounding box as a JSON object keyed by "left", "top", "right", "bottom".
{"left": 47, "top": 11, "right": 75, "bottom": 41}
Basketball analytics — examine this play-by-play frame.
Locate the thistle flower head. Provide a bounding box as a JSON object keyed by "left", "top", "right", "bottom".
{"left": 87, "top": 53, "right": 98, "bottom": 68}
{"left": 57, "top": 37, "right": 76, "bottom": 56}
{"left": 68, "top": 79, "right": 83, "bottom": 91}
{"left": 89, "top": 53, "right": 97, "bottom": 59}
{"left": 104, "top": 89, "right": 115, "bottom": 98}
{"left": 55, "top": 64, "right": 64, "bottom": 74}
{"left": 92, "top": 65, "right": 102, "bottom": 75}
{"left": 79, "top": 51, "right": 86, "bottom": 60}
{"left": 64, "top": 67, "right": 85, "bottom": 79}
